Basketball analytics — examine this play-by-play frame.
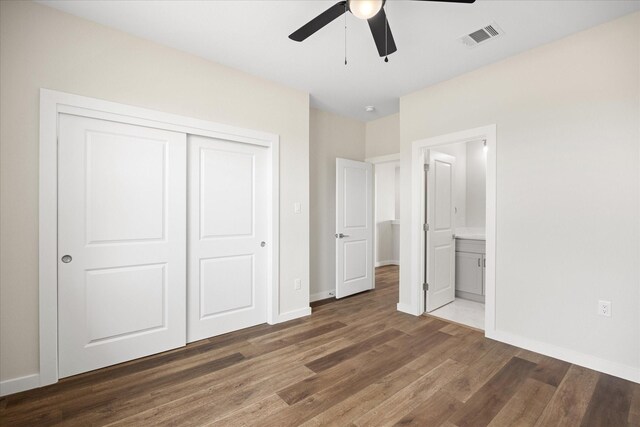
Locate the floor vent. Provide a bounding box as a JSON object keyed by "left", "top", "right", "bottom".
{"left": 459, "top": 23, "right": 504, "bottom": 48}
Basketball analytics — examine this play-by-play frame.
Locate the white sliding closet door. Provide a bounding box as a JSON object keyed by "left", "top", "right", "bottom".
{"left": 58, "top": 114, "right": 187, "bottom": 378}
{"left": 187, "top": 135, "right": 268, "bottom": 342}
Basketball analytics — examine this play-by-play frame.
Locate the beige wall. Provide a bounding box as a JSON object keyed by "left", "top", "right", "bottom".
{"left": 374, "top": 161, "right": 400, "bottom": 265}
{"left": 365, "top": 113, "right": 400, "bottom": 158}
{"left": 0, "top": 1, "right": 310, "bottom": 382}
{"left": 399, "top": 12, "right": 640, "bottom": 373}
{"left": 309, "top": 109, "right": 365, "bottom": 300}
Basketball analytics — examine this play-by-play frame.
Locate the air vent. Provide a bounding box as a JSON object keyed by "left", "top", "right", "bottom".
{"left": 459, "top": 23, "right": 504, "bottom": 48}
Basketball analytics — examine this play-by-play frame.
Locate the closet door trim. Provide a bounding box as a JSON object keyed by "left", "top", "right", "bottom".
{"left": 39, "top": 89, "right": 280, "bottom": 388}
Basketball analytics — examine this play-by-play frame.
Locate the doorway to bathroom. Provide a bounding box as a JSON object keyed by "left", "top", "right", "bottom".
{"left": 421, "top": 139, "right": 487, "bottom": 330}
{"left": 407, "top": 125, "right": 496, "bottom": 333}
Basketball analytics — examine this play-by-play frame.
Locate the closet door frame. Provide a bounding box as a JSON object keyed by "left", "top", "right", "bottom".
{"left": 39, "top": 89, "right": 280, "bottom": 388}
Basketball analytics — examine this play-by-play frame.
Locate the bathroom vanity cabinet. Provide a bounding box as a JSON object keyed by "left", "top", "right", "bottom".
{"left": 455, "top": 238, "right": 486, "bottom": 303}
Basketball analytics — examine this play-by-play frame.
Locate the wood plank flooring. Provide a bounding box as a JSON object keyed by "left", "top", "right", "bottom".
{"left": 1, "top": 265, "right": 638, "bottom": 426}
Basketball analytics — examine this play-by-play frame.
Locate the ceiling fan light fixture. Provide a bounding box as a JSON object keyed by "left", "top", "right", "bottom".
{"left": 348, "top": 0, "right": 383, "bottom": 20}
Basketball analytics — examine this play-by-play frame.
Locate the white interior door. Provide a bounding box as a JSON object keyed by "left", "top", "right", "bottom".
{"left": 425, "top": 150, "right": 456, "bottom": 312}
{"left": 187, "top": 135, "right": 268, "bottom": 342}
{"left": 335, "top": 158, "right": 374, "bottom": 299}
{"left": 58, "top": 114, "right": 187, "bottom": 378}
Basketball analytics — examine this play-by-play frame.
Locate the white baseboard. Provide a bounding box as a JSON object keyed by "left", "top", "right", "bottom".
{"left": 397, "top": 302, "right": 421, "bottom": 316}
{"left": 375, "top": 260, "right": 399, "bottom": 267}
{"left": 0, "top": 373, "right": 40, "bottom": 396}
{"left": 487, "top": 329, "right": 640, "bottom": 384}
{"left": 1, "top": 306, "right": 309, "bottom": 397}
{"left": 274, "top": 307, "right": 312, "bottom": 323}
{"left": 310, "top": 290, "right": 335, "bottom": 302}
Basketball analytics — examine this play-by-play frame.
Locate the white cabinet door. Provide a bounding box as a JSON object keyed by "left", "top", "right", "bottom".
{"left": 187, "top": 135, "right": 268, "bottom": 342}
{"left": 425, "top": 151, "right": 456, "bottom": 312}
{"left": 335, "top": 158, "right": 374, "bottom": 299}
{"left": 58, "top": 114, "right": 187, "bottom": 378}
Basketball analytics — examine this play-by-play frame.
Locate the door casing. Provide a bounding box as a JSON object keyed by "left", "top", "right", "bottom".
{"left": 407, "top": 125, "right": 496, "bottom": 336}
{"left": 39, "top": 89, "right": 280, "bottom": 387}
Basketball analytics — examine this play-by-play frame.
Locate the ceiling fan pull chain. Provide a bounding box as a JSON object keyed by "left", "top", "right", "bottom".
{"left": 344, "top": 2, "right": 348, "bottom": 65}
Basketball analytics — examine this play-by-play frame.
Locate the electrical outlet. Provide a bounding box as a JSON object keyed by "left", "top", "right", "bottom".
{"left": 294, "top": 278, "right": 302, "bottom": 290}
{"left": 598, "top": 300, "right": 611, "bottom": 317}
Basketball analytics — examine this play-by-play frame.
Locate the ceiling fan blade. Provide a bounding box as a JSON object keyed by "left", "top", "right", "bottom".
{"left": 411, "top": 0, "right": 476, "bottom": 3}
{"left": 367, "top": 8, "right": 397, "bottom": 57}
{"left": 289, "top": 1, "right": 347, "bottom": 42}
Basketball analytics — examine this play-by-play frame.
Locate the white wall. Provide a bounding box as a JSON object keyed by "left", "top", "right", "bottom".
{"left": 310, "top": 108, "right": 366, "bottom": 301}
{"left": 399, "top": 12, "right": 640, "bottom": 379}
{"left": 466, "top": 140, "right": 486, "bottom": 228}
{"left": 376, "top": 162, "right": 398, "bottom": 222}
{"left": 375, "top": 161, "right": 400, "bottom": 265}
{"left": 431, "top": 140, "right": 486, "bottom": 231}
{"left": 0, "top": 1, "right": 310, "bottom": 383}
{"left": 394, "top": 166, "right": 401, "bottom": 221}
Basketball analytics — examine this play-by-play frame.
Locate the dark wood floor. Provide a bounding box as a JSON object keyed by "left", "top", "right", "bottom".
{"left": 1, "top": 265, "right": 638, "bottom": 426}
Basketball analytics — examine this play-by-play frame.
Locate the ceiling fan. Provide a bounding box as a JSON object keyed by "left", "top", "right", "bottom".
{"left": 289, "top": 0, "right": 476, "bottom": 59}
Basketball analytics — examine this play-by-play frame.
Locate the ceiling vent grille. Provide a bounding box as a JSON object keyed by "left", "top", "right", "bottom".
{"left": 459, "top": 23, "right": 504, "bottom": 48}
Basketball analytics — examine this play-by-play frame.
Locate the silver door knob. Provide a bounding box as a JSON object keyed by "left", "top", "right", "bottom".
{"left": 61, "top": 255, "right": 72, "bottom": 263}
{"left": 335, "top": 233, "right": 350, "bottom": 239}
{"left": 260, "top": 241, "right": 266, "bottom": 247}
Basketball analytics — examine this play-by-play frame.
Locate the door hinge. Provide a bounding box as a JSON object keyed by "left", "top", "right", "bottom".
{"left": 423, "top": 223, "right": 429, "bottom": 231}
{"left": 423, "top": 282, "right": 429, "bottom": 291}
{"left": 424, "top": 164, "right": 430, "bottom": 172}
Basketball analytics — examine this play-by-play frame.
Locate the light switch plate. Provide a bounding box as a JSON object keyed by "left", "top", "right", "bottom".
{"left": 294, "top": 278, "right": 302, "bottom": 290}
{"left": 294, "top": 202, "right": 301, "bottom": 214}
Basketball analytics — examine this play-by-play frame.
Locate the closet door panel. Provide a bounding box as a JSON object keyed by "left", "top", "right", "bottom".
{"left": 58, "top": 114, "right": 187, "bottom": 378}
{"left": 188, "top": 135, "right": 268, "bottom": 342}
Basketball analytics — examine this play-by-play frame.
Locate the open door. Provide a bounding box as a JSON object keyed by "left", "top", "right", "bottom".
{"left": 335, "top": 158, "right": 374, "bottom": 299}
{"left": 424, "top": 150, "right": 456, "bottom": 312}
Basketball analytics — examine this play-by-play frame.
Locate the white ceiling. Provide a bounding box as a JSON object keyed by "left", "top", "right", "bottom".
{"left": 40, "top": 0, "right": 640, "bottom": 121}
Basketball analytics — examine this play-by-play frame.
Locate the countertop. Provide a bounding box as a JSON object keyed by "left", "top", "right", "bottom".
{"left": 455, "top": 228, "right": 486, "bottom": 241}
